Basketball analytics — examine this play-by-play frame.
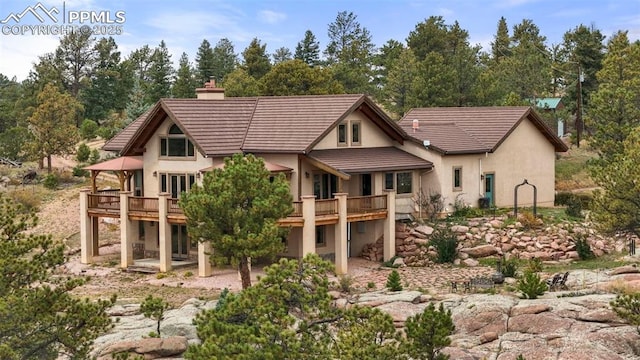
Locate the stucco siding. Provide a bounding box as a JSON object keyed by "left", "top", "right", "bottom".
{"left": 482, "top": 118, "right": 556, "bottom": 207}
{"left": 313, "top": 110, "right": 395, "bottom": 150}
{"left": 142, "top": 117, "right": 213, "bottom": 198}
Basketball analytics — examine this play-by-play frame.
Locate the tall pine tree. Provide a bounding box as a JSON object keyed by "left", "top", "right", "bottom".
{"left": 294, "top": 30, "right": 321, "bottom": 66}
{"left": 173, "top": 52, "right": 197, "bottom": 98}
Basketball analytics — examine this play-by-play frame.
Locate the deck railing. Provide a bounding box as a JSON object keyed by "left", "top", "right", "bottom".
{"left": 290, "top": 201, "right": 303, "bottom": 217}
{"left": 87, "top": 194, "right": 387, "bottom": 219}
{"left": 87, "top": 194, "right": 120, "bottom": 210}
{"left": 96, "top": 188, "right": 120, "bottom": 196}
{"left": 347, "top": 195, "right": 387, "bottom": 214}
{"left": 129, "top": 197, "right": 159, "bottom": 212}
{"left": 168, "top": 198, "right": 183, "bottom": 214}
{"left": 315, "top": 198, "right": 338, "bottom": 216}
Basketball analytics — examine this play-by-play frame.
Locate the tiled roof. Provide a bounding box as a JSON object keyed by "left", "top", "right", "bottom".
{"left": 103, "top": 107, "right": 153, "bottom": 152}
{"left": 162, "top": 98, "right": 257, "bottom": 156}
{"left": 108, "top": 94, "right": 392, "bottom": 156}
{"left": 308, "top": 147, "right": 433, "bottom": 173}
{"left": 242, "top": 94, "right": 365, "bottom": 153}
{"left": 400, "top": 107, "right": 568, "bottom": 154}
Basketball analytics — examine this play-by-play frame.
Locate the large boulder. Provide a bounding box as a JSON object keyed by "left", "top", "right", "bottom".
{"left": 97, "top": 336, "right": 188, "bottom": 360}
{"left": 461, "top": 245, "right": 499, "bottom": 258}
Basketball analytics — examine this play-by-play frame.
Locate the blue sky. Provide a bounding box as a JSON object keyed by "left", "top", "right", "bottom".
{"left": 1, "top": 0, "right": 639, "bottom": 82}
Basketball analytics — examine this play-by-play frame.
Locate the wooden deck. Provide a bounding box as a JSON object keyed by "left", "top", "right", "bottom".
{"left": 86, "top": 194, "right": 388, "bottom": 226}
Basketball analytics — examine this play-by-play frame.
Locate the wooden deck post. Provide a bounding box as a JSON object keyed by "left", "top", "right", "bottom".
{"left": 158, "top": 193, "right": 172, "bottom": 272}
{"left": 334, "top": 193, "right": 348, "bottom": 275}
{"left": 383, "top": 190, "right": 396, "bottom": 262}
{"left": 120, "top": 191, "right": 134, "bottom": 268}
{"left": 80, "top": 189, "right": 94, "bottom": 264}
{"left": 301, "top": 195, "right": 316, "bottom": 257}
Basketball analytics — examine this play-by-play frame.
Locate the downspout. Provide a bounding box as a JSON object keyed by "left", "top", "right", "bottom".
{"left": 297, "top": 155, "right": 302, "bottom": 200}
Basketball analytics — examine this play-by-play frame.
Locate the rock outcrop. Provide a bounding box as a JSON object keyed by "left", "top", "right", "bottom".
{"left": 94, "top": 291, "right": 640, "bottom": 360}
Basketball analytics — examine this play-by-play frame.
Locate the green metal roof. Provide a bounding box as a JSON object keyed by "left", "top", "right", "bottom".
{"left": 535, "top": 98, "right": 562, "bottom": 109}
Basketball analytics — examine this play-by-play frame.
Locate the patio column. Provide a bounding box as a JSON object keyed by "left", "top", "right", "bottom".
{"left": 383, "top": 190, "right": 396, "bottom": 262}
{"left": 158, "top": 193, "right": 172, "bottom": 272}
{"left": 80, "top": 189, "right": 94, "bottom": 264}
{"left": 198, "top": 241, "right": 212, "bottom": 277}
{"left": 120, "top": 191, "right": 134, "bottom": 268}
{"left": 301, "top": 195, "right": 316, "bottom": 257}
{"left": 334, "top": 193, "right": 348, "bottom": 275}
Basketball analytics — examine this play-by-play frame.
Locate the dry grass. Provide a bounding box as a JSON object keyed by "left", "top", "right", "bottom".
{"left": 604, "top": 279, "right": 640, "bottom": 295}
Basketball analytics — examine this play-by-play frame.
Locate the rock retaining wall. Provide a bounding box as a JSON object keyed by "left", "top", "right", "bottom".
{"left": 362, "top": 216, "right": 635, "bottom": 267}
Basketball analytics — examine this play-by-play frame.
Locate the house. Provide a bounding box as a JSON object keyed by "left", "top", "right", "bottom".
{"left": 397, "top": 107, "right": 568, "bottom": 211}
{"left": 80, "top": 81, "right": 433, "bottom": 277}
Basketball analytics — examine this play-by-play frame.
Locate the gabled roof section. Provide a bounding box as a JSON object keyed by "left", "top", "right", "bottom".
{"left": 534, "top": 98, "right": 562, "bottom": 109}
{"left": 242, "top": 94, "right": 405, "bottom": 153}
{"left": 400, "top": 106, "right": 568, "bottom": 154}
{"left": 108, "top": 94, "right": 409, "bottom": 156}
{"left": 103, "top": 107, "right": 153, "bottom": 152}
{"left": 120, "top": 98, "right": 257, "bottom": 157}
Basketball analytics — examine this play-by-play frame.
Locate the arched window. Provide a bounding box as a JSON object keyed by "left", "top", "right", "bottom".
{"left": 160, "top": 123, "right": 194, "bottom": 157}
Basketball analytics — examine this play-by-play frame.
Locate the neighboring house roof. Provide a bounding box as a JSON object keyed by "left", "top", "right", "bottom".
{"left": 400, "top": 106, "right": 568, "bottom": 154}
{"left": 107, "top": 94, "right": 406, "bottom": 157}
{"left": 534, "top": 98, "right": 562, "bottom": 110}
{"left": 308, "top": 147, "right": 433, "bottom": 174}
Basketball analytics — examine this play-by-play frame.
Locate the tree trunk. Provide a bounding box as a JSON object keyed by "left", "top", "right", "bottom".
{"left": 239, "top": 257, "right": 252, "bottom": 289}
{"left": 38, "top": 157, "right": 44, "bottom": 170}
{"left": 47, "top": 154, "right": 52, "bottom": 173}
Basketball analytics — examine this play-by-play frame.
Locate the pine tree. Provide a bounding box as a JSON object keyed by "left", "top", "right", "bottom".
{"left": 259, "top": 59, "right": 343, "bottom": 96}
{"left": 173, "top": 52, "right": 197, "bottom": 98}
{"left": 140, "top": 295, "right": 170, "bottom": 337}
{"left": 386, "top": 269, "right": 403, "bottom": 291}
{"left": 403, "top": 303, "right": 455, "bottom": 360}
{"left": 325, "top": 11, "right": 375, "bottom": 94}
{"left": 180, "top": 154, "right": 293, "bottom": 289}
{"left": 145, "top": 40, "right": 174, "bottom": 103}
{"left": 211, "top": 38, "right": 237, "bottom": 84}
{"left": 242, "top": 38, "right": 271, "bottom": 80}
{"left": 195, "top": 39, "right": 215, "bottom": 86}
{"left": 294, "top": 30, "right": 321, "bottom": 66}
{"left": 491, "top": 17, "right": 511, "bottom": 61}
{"left": 0, "top": 194, "right": 115, "bottom": 359}
{"left": 27, "top": 84, "right": 81, "bottom": 172}
{"left": 272, "top": 46, "right": 292, "bottom": 64}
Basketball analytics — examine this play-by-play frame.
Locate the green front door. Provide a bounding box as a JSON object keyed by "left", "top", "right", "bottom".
{"left": 484, "top": 174, "right": 494, "bottom": 206}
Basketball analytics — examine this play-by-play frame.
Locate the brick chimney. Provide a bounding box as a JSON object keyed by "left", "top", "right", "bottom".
{"left": 196, "top": 78, "right": 225, "bottom": 99}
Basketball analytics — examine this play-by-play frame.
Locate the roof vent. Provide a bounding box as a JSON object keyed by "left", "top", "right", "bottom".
{"left": 412, "top": 119, "right": 419, "bottom": 132}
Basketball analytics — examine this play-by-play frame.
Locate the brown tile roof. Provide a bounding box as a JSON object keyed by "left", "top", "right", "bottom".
{"left": 242, "top": 94, "right": 366, "bottom": 153}
{"left": 108, "top": 94, "right": 406, "bottom": 157}
{"left": 103, "top": 107, "right": 153, "bottom": 152}
{"left": 83, "top": 156, "right": 143, "bottom": 171}
{"left": 308, "top": 147, "right": 433, "bottom": 174}
{"left": 400, "top": 107, "right": 568, "bottom": 154}
{"left": 162, "top": 98, "right": 257, "bottom": 156}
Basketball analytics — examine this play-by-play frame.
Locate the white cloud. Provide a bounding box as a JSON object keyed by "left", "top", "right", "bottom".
{"left": 0, "top": 34, "right": 59, "bottom": 81}
{"left": 258, "top": 10, "right": 286, "bottom": 25}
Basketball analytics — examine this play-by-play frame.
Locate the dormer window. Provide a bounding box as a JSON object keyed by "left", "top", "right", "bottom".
{"left": 337, "top": 122, "right": 347, "bottom": 146}
{"left": 160, "top": 124, "right": 195, "bottom": 157}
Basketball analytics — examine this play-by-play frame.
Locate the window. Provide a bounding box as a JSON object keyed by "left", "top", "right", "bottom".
{"left": 159, "top": 173, "right": 197, "bottom": 198}
{"left": 396, "top": 172, "right": 412, "bottom": 194}
{"left": 384, "top": 172, "right": 394, "bottom": 190}
{"left": 351, "top": 122, "right": 361, "bottom": 145}
{"left": 453, "top": 167, "right": 462, "bottom": 191}
{"left": 160, "top": 124, "right": 195, "bottom": 158}
{"left": 337, "top": 122, "right": 347, "bottom": 145}
{"left": 384, "top": 171, "right": 412, "bottom": 194}
{"left": 316, "top": 225, "right": 326, "bottom": 247}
